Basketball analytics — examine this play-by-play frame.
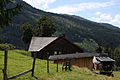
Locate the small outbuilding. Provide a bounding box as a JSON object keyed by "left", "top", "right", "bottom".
{"left": 93, "top": 56, "right": 115, "bottom": 70}
{"left": 49, "top": 53, "right": 100, "bottom": 70}
{"left": 28, "top": 37, "right": 83, "bottom": 59}
{"left": 93, "top": 56, "right": 115, "bottom": 76}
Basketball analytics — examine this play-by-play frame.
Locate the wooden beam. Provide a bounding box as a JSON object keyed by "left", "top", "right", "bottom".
{"left": 8, "top": 69, "right": 32, "bottom": 79}
{"left": 32, "top": 52, "right": 36, "bottom": 77}
{"left": 3, "top": 50, "right": 8, "bottom": 80}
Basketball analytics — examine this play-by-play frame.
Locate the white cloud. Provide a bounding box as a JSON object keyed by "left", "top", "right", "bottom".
{"left": 111, "top": 14, "right": 120, "bottom": 27}
{"left": 92, "top": 12, "right": 120, "bottom": 27}
{"left": 47, "top": 6, "right": 77, "bottom": 15}
{"left": 100, "top": 13, "right": 112, "bottom": 20}
{"left": 48, "top": 0, "right": 116, "bottom": 14}
{"left": 93, "top": 12, "right": 113, "bottom": 22}
{"left": 23, "top": 0, "right": 56, "bottom": 9}
{"left": 95, "top": 12, "right": 102, "bottom": 15}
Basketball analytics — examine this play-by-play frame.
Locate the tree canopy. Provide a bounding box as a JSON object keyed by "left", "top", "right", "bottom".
{"left": 96, "top": 46, "right": 103, "bottom": 53}
{"left": 21, "top": 23, "right": 33, "bottom": 44}
{"left": 0, "top": 0, "right": 22, "bottom": 27}
{"left": 21, "top": 16, "right": 56, "bottom": 44}
{"left": 0, "top": 43, "right": 16, "bottom": 50}
{"left": 114, "top": 46, "right": 120, "bottom": 67}
{"left": 78, "top": 39, "right": 99, "bottom": 52}
{"left": 35, "top": 16, "right": 56, "bottom": 37}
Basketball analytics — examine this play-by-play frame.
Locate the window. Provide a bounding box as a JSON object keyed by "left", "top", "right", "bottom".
{"left": 54, "top": 51, "right": 57, "bottom": 55}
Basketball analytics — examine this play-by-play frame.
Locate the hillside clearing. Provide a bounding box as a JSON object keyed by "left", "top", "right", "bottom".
{"left": 0, "top": 50, "right": 120, "bottom": 80}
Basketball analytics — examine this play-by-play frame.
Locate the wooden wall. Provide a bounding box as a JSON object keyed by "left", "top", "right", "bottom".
{"left": 54, "top": 57, "right": 93, "bottom": 70}
{"left": 73, "top": 57, "right": 93, "bottom": 70}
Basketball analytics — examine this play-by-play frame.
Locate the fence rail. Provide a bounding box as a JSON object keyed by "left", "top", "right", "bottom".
{"left": 2, "top": 50, "right": 36, "bottom": 80}
{"left": 8, "top": 69, "right": 32, "bottom": 79}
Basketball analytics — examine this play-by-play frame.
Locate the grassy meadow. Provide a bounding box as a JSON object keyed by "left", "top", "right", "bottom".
{"left": 0, "top": 50, "right": 120, "bottom": 80}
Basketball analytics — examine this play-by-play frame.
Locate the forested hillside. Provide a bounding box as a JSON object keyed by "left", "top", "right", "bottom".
{"left": 1, "top": 0, "right": 120, "bottom": 49}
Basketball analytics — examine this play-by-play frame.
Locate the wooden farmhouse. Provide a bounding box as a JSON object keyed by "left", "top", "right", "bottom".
{"left": 28, "top": 37, "right": 83, "bottom": 59}
{"left": 49, "top": 53, "right": 100, "bottom": 70}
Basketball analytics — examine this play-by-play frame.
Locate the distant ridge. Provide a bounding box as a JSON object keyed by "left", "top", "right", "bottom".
{"left": 2, "top": 0, "right": 120, "bottom": 48}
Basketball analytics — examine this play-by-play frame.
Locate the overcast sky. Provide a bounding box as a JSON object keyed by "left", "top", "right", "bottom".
{"left": 23, "top": 0, "right": 120, "bottom": 28}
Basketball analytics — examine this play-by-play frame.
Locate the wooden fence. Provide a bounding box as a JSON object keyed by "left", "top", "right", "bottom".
{"left": 2, "top": 50, "right": 36, "bottom": 80}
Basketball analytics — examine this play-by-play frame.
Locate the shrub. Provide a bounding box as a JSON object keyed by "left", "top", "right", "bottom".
{"left": 0, "top": 44, "right": 16, "bottom": 50}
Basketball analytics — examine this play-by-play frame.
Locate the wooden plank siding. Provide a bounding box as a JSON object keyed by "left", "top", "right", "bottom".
{"left": 54, "top": 57, "right": 94, "bottom": 70}
{"left": 73, "top": 57, "right": 93, "bottom": 70}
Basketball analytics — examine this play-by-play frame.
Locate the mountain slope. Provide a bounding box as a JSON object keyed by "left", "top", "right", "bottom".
{"left": 2, "top": 1, "right": 120, "bottom": 48}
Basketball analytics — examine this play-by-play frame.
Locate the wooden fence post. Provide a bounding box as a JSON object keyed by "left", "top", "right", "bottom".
{"left": 32, "top": 52, "right": 36, "bottom": 77}
{"left": 47, "top": 60, "right": 49, "bottom": 73}
{"left": 56, "top": 60, "right": 58, "bottom": 72}
{"left": 3, "top": 50, "right": 8, "bottom": 80}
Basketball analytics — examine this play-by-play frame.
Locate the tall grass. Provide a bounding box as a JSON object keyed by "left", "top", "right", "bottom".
{"left": 0, "top": 50, "right": 120, "bottom": 80}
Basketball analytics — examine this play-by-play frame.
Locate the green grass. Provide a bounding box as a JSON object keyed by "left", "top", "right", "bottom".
{"left": 0, "top": 50, "right": 120, "bottom": 80}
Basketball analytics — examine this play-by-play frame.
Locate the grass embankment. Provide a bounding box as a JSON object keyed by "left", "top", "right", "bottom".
{"left": 0, "top": 50, "right": 120, "bottom": 80}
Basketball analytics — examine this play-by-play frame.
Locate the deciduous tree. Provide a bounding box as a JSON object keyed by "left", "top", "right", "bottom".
{"left": 0, "top": 0, "right": 22, "bottom": 27}
{"left": 113, "top": 46, "right": 120, "bottom": 67}
{"left": 21, "top": 23, "right": 33, "bottom": 44}
{"left": 35, "top": 16, "right": 56, "bottom": 37}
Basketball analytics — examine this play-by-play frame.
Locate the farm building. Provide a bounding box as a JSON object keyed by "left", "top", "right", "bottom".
{"left": 49, "top": 53, "right": 101, "bottom": 70}
{"left": 49, "top": 53, "right": 114, "bottom": 70}
{"left": 93, "top": 56, "right": 115, "bottom": 76}
{"left": 28, "top": 37, "right": 83, "bottom": 59}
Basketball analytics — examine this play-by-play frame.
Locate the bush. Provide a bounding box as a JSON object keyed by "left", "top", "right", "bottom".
{"left": 0, "top": 44, "right": 16, "bottom": 50}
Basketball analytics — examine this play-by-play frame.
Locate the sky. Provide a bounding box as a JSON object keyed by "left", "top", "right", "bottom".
{"left": 23, "top": 0, "right": 120, "bottom": 28}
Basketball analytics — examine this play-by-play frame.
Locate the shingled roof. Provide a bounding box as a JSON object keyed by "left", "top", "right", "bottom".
{"left": 28, "top": 37, "right": 58, "bottom": 52}
{"left": 49, "top": 53, "right": 100, "bottom": 60}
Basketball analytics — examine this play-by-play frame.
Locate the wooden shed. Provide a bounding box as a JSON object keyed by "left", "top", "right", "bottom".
{"left": 49, "top": 53, "right": 100, "bottom": 70}
{"left": 28, "top": 37, "right": 83, "bottom": 59}
{"left": 93, "top": 56, "right": 115, "bottom": 76}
